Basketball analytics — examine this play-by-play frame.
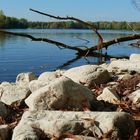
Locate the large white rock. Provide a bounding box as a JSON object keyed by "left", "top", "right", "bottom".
{"left": 12, "top": 111, "right": 135, "bottom": 140}
{"left": 129, "top": 54, "right": 140, "bottom": 61}
{"left": 16, "top": 72, "right": 37, "bottom": 86}
{"left": 0, "top": 82, "right": 31, "bottom": 106}
{"left": 107, "top": 59, "right": 140, "bottom": 73}
{"left": 63, "top": 65, "right": 110, "bottom": 87}
{"left": 97, "top": 87, "right": 120, "bottom": 103}
{"left": 25, "top": 76, "right": 95, "bottom": 111}
{"left": 0, "top": 125, "right": 10, "bottom": 140}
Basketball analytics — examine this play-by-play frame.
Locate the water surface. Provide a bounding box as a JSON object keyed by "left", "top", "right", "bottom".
{"left": 0, "top": 29, "right": 140, "bottom": 82}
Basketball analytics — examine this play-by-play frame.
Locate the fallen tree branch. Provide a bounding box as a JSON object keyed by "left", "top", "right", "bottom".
{"left": 30, "top": 8, "right": 103, "bottom": 51}
{"left": 85, "top": 34, "right": 140, "bottom": 52}
{"left": 1, "top": 30, "right": 140, "bottom": 54}
{"left": 0, "top": 30, "right": 82, "bottom": 52}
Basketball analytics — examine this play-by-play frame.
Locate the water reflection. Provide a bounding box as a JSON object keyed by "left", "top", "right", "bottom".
{"left": 0, "top": 33, "right": 6, "bottom": 48}
{"left": 0, "top": 29, "right": 140, "bottom": 82}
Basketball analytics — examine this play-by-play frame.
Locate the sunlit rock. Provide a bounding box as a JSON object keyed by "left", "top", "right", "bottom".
{"left": 97, "top": 87, "right": 120, "bottom": 103}
{"left": 12, "top": 111, "right": 135, "bottom": 140}
{"left": 25, "top": 76, "right": 95, "bottom": 111}
{"left": 63, "top": 65, "right": 111, "bottom": 87}
{"left": 0, "top": 82, "right": 30, "bottom": 106}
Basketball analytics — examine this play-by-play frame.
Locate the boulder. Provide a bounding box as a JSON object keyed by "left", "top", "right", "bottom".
{"left": 16, "top": 72, "right": 37, "bottom": 86}
{"left": 63, "top": 65, "right": 111, "bottom": 87}
{"left": 25, "top": 76, "right": 95, "bottom": 111}
{"left": 12, "top": 111, "right": 135, "bottom": 140}
{"left": 97, "top": 87, "right": 120, "bottom": 103}
{"left": 130, "top": 54, "right": 140, "bottom": 61}
{"left": 0, "top": 82, "right": 31, "bottom": 106}
{"left": 0, "top": 125, "right": 10, "bottom": 140}
{"left": 107, "top": 59, "right": 140, "bottom": 73}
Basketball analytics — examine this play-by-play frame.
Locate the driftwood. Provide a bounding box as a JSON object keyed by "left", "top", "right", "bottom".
{"left": 29, "top": 8, "right": 103, "bottom": 51}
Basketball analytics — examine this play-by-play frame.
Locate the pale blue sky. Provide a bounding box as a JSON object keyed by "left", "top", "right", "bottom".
{"left": 0, "top": 0, "right": 140, "bottom": 21}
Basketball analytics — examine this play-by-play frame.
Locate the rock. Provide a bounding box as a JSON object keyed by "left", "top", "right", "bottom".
{"left": 0, "top": 82, "right": 31, "bottom": 106}
{"left": 0, "top": 101, "right": 10, "bottom": 118}
{"left": 0, "top": 125, "right": 10, "bottom": 140}
{"left": 38, "top": 71, "right": 62, "bottom": 82}
{"left": 107, "top": 59, "right": 140, "bottom": 74}
{"left": 29, "top": 71, "right": 63, "bottom": 92}
{"left": 97, "top": 87, "right": 120, "bottom": 103}
{"left": 12, "top": 124, "right": 39, "bottom": 140}
{"left": 25, "top": 76, "right": 95, "bottom": 111}
{"left": 63, "top": 65, "right": 111, "bottom": 87}
{"left": 63, "top": 135, "right": 97, "bottom": 140}
{"left": 29, "top": 80, "right": 48, "bottom": 92}
{"left": 16, "top": 72, "right": 37, "bottom": 86}
{"left": 130, "top": 54, "right": 140, "bottom": 61}
{"left": 118, "top": 73, "right": 133, "bottom": 80}
{"left": 128, "top": 89, "right": 140, "bottom": 107}
{"left": 12, "top": 111, "right": 135, "bottom": 140}
{"left": 99, "top": 63, "right": 109, "bottom": 69}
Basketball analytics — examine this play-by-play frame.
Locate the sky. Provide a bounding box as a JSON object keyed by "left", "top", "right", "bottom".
{"left": 0, "top": 0, "right": 140, "bottom": 22}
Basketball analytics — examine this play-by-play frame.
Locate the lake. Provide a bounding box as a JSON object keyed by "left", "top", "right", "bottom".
{"left": 0, "top": 29, "right": 140, "bottom": 82}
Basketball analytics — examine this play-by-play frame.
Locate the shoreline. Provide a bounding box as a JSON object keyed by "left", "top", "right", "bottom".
{"left": 0, "top": 53, "right": 140, "bottom": 139}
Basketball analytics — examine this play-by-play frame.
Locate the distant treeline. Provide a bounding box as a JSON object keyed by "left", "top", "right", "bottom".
{"left": 0, "top": 10, "right": 140, "bottom": 30}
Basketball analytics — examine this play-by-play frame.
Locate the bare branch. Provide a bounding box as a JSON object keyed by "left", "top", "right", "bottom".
{"left": 0, "top": 30, "right": 82, "bottom": 52}
{"left": 86, "top": 34, "right": 140, "bottom": 52}
{"left": 30, "top": 8, "right": 103, "bottom": 50}
{"left": 1, "top": 30, "right": 140, "bottom": 54}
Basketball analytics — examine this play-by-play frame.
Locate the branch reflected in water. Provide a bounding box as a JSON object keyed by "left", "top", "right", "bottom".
{"left": 56, "top": 52, "right": 129, "bottom": 70}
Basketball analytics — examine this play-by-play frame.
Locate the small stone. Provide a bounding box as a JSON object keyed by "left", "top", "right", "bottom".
{"left": 16, "top": 72, "right": 37, "bottom": 86}
{"left": 130, "top": 54, "right": 140, "bottom": 61}
{"left": 97, "top": 87, "right": 120, "bottom": 103}
{"left": 0, "top": 82, "right": 31, "bottom": 106}
{"left": 128, "top": 89, "right": 140, "bottom": 107}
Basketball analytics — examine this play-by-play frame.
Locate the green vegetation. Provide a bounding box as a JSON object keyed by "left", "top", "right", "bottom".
{"left": 0, "top": 10, "right": 140, "bottom": 30}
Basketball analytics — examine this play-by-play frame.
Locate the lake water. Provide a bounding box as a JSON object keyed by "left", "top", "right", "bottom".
{"left": 0, "top": 29, "right": 140, "bottom": 82}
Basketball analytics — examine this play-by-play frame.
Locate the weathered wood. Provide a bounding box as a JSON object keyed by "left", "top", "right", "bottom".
{"left": 30, "top": 8, "right": 103, "bottom": 50}
{"left": 0, "top": 30, "right": 82, "bottom": 52}
{"left": 1, "top": 30, "right": 140, "bottom": 54}
{"left": 86, "top": 34, "right": 140, "bottom": 52}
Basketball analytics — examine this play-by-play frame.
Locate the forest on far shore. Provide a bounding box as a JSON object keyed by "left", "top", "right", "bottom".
{"left": 0, "top": 10, "right": 140, "bottom": 30}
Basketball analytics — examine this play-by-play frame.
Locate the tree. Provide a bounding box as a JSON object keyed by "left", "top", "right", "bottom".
{"left": 0, "top": 10, "right": 6, "bottom": 28}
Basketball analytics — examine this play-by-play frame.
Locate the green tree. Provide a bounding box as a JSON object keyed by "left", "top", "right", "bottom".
{"left": 0, "top": 10, "right": 6, "bottom": 28}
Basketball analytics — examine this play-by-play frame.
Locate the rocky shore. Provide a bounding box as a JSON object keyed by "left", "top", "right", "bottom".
{"left": 0, "top": 54, "right": 140, "bottom": 140}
